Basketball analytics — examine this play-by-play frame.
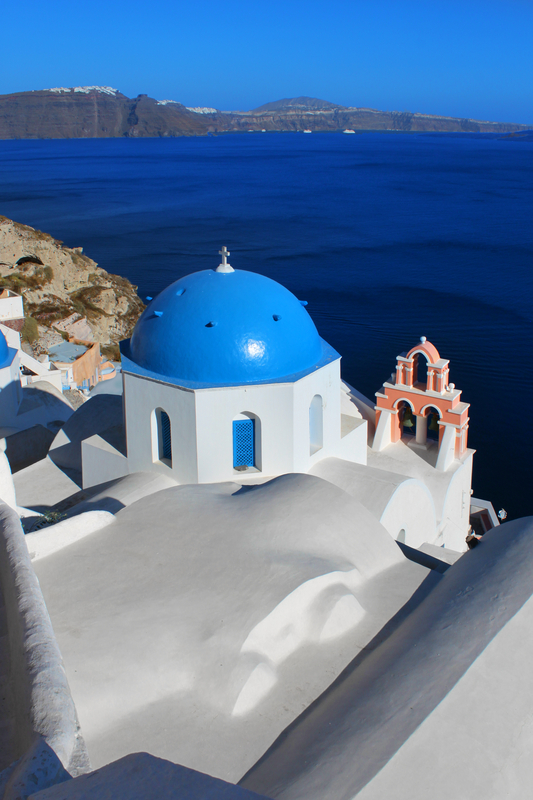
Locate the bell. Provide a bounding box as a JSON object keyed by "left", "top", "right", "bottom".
{"left": 428, "top": 414, "right": 439, "bottom": 432}
{"left": 402, "top": 407, "right": 414, "bottom": 428}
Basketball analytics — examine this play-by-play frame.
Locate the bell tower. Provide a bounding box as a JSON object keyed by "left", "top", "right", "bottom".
{"left": 372, "top": 337, "right": 470, "bottom": 471}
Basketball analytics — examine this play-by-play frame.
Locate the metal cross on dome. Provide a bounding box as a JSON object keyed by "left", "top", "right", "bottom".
{"left": 216, "top": 245, "right": 234, "bottom": 273}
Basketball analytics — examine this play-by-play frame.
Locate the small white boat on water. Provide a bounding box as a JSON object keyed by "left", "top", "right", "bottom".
{"left": 303, "top": 129, "right": 312, "bottom": 133}
{"left": 343, "top": 129, "right": 356, "bottom": 134}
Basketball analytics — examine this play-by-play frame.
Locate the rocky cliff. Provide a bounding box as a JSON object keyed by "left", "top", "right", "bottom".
{"left": 0, "top": 88, "right": 528, "bottom": 138}
{"left": 0, "top": 87, "right": 207, "bottom": 139}
{"left": 0, "top": 216, "right": 144, "bottom": 353}
{"left": 210, "top": 99, "right": 528, "bottom": 134}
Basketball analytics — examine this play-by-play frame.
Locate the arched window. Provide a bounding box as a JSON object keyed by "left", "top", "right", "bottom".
{"left": 397, "top": 400, "right": 415, "bottom": 436}
{"left": 309, "top": 394, "right": 323, "bottom": 455}
{"left": 152, "top": 408, "right": 172, "bottom": 465}
{"left": 415, "top": 353, "right": 428, "bottom": 386}
{"left": 425, "top": 406, "right": 441, "bottom": 441}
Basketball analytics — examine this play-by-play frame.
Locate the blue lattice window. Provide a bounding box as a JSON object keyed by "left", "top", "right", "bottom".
{"left": 155, "top": 409, "right": 172, "bottom": 463}
{"left": 233, "top": 419, "right": 255, "bottom": 468}
{"left": 161, "top": 412, "right": 171, "bottom": 460}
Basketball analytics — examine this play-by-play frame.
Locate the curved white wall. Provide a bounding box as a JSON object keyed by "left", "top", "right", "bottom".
{"left": 0, "top": 503, "right": 89, "bottom": 776}
{"left": 437, "top": 454, "right": 473, "bottom": 551}
{"left": 380, "top": 480, "right": 437, "bottom": 548}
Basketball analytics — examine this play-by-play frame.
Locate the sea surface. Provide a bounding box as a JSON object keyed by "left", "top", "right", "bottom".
{"left": 0, "top": 133, "right": 531, "bottom": 518}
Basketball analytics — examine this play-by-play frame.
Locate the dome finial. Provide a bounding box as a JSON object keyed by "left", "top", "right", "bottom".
{"left": 217, "top": 245, "right": 234, "bottom": 273}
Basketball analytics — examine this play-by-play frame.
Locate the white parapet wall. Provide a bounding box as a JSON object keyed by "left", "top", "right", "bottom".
{"left": 0, "top": 293, "right": 24, "bottom": 323}
{"left": 0, "top": 322, "right": 21, "bottom": 350}
{"left": 18, "top": 351, "right": 64, "bottom": 392}
{"left": 0, "top": 503, "right": 90, "bottom": 782}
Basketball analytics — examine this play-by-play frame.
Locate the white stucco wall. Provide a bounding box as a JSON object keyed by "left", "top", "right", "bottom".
{"left": 292, "top": 360, "right": 345, "bottom": 472}
{"left": 32, "top": 474, "right": 429, "bottom": 781}
{"left": 194, "top": 360, "right": 350, "bottom": 483}
{"left": 0, "top": 294, "right": 24, "bottom": 322}
{"left": 18, "top": 350, "right": 63, "bottom": 392}
{"left": 120, "top": 360, "right": 366, "bottom": 487}
{"left": 0, "top": 322, "right": 21, "bottom": 349}
{"left": 366, "top": 442, "right": 474, "bottom": 554}
{"left": 81, "top": 435, "right": 129, "bottom": 489}
{"left": 0, "top": 503, "right": 89, "bottom": 778}
{"left": 0, "top": 439, "right": 17, "bottom": 509}
{"left": 240, "top": 518, "right": 533, "bottom": 800}
{"left": 380, "top": 480, "right": 437, "bottom": 548}
{"left": 336, "top": 418, "right": 367, "bottom": 465}
{"left": 436, "top": 453, "right": 474, "bottom": 550}
{"left": 311, "top": 458, "right": 437, "bottom": 547}
{"left": 123, "top": 372, "right": 198, "bottom": 484}
{"left": 13, "top": 382, "right": 73, "bottom": 435}
{"left": 194, "top": 382, "right": 294, "bottom": 482}
{"left": 0, "top": 351, "right": 22, "bottom": 427}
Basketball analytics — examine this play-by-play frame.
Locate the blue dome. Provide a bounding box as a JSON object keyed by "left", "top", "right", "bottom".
{"left": 128, "top": 269, "right": 325, "bottom": 385}
{"left": 0, "top": 330, "right": 9, "bottom": 369}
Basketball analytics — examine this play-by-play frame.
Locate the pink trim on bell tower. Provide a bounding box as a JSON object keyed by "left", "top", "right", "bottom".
{"left": 372, "top": 337, "right": 470, "bottom": 471}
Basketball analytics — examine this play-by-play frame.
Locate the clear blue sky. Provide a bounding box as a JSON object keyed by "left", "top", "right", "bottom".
{"left": 2, "top": 0, "right": 532, "bottom": 123}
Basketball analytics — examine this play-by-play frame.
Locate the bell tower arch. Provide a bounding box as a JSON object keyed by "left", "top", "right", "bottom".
{"left": 372, "top": 337, "right": 469, "bottom": 471}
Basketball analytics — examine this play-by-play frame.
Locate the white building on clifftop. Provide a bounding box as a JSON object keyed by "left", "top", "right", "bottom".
{"left": 78, "top": 248, "right": 474, "bottom": 552}
{"left": 2, "top": 247, "right": 525, "bottom": 800}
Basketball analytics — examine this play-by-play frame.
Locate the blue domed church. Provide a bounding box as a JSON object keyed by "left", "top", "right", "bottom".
{"left": 82, "top": 249, "right": 367, "bottom": 487}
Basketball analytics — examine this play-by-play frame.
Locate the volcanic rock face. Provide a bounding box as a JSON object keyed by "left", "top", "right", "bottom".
{"left": 0, "top": 87, "right": 207, "bottom": 139}
{"left": 252, "top": 96, "right": 344, "bottom": 113}
{"left": 212, "top": 105, "right": 527, "bottom": 134}
{"left": 0, "top": 88, "right": 528, "bottom": 138}
{"left": 0, "top": 216, "right": 144, "bottom": 348}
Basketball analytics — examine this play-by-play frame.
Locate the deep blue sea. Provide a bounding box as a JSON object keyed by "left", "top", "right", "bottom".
{"left": 0, "top": 133, "right": 531, "bottom": 518}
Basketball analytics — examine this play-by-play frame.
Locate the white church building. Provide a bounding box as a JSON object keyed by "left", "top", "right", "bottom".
{"left": 2, "top": 247, "right": 526, "bottom": 800}
{"left": 79, "top": 248, "right": 475, "bottom": 553}
{"left": 82, "top": 248, "right": 367, "bottom": 486}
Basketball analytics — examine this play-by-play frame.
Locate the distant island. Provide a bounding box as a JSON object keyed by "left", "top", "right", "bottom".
{"left": 0, "top": 87, "right": 528, "bottom": 139}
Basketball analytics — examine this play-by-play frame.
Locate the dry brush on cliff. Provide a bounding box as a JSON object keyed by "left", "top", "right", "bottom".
{"left": 0, "top": 216, "right": 144, "bottom": 348}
